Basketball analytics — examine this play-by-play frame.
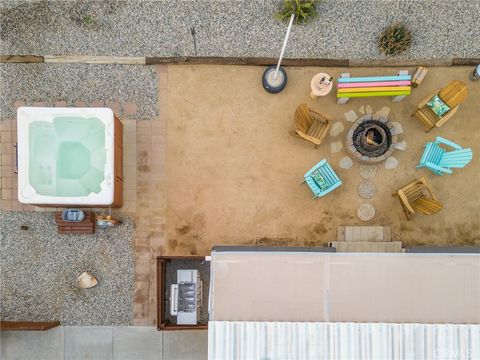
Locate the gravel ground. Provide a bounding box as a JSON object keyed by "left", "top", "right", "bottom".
{"left": 0, "top": 0, "right": 479, "bottom": 59}
{"left": 0, "top": 211, "right": 135, "bottom": 325}
{"left": 0, "top": 63, "right": 158, "bottom": 120}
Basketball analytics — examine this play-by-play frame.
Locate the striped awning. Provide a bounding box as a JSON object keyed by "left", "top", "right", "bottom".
{"left": 208, "top": 321, "right": 480, "bottom": 360}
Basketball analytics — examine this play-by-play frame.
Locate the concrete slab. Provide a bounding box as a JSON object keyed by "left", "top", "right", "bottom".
{"left": 113, "top": 326, "right": 162, "bottom": 360}
{"left": 162, "top": 330, "right": 208, "bottom": 360}
{"left": 0, "top": 327, "right": 64, "bottom": 360}
{"left": 64, "top": 326, "right": 113, "bottom": 360}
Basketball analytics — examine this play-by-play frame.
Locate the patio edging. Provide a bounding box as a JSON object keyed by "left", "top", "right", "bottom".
{"left": 1, "top": 55, "right": 478, "bottom": 67}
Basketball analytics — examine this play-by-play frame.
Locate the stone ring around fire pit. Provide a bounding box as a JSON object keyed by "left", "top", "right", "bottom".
{"left": 346, "top": 115, "right": 398, "bottom": 164}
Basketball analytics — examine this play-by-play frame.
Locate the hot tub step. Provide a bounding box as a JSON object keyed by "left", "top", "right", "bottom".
{"left": 54, "top": 211, "right": 95, "bottom": 234}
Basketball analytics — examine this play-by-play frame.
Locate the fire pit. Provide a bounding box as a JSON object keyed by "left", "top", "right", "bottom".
{"left": 346, "top": 115, "right": 397, "bottom": 164}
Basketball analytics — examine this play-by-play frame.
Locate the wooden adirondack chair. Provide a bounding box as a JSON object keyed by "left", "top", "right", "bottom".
{"left": 393, "top": 177, "right": 442, "bottom": 220}
{"left": 412, "top": 80, "right": 468, "bottom": 132}
{"left": 302, "top": 159, "right": 342, "bottom": 199}
{"left": 290, "top": 104, "right": 331, "bottom": 148}
{"left": 417, "top": 136, "right": 473, "bottom": 175}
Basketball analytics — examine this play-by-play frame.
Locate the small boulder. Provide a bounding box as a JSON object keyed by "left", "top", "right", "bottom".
{"left": 344, "top": 110, "right": 358, "bottom": 122}
{"left": 330, "top": 122, "right": 345, "bottom": 137}
{"left": 339, "top": 156, "right": 353, "bottom": 169}
{"left": 78, "top": 272, "right": 98, "bottom": 289}
{"left": 385, "top": 156, "right": 399, "bottom": 170}
{"left": 395, "top": 140, "right": 408, "bottom": 151}
{"left": 330, "top": 141, "right": 343, "bottom": 153}
{"left": 391, "top": 122, "right": 403, "bottom": 135}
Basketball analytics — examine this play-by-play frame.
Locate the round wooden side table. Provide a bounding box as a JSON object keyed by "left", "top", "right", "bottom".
{"left": 310, "top": 72, "right": 333, "bottom": 98}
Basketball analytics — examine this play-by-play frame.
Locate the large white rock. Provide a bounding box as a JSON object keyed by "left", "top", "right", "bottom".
{"left": 358, "top": 105, "right": 365, "bottom": 114}
{"left": 385, "top": 156, "right": 399, "bottom": 170}
{"left": 330, "top": 122, "right": 345, "bottom": 137}
{"left": 330, "top": 141, "right": 343, "bottom": 153}
{"left": 395, "top": 140, "right": 408, "bottom": 151}
{"left": 78, "top": 272, "right": 98, "bottom": 289}
{"left": 339, "top": 156, "right": 353, "bottom": 169}
{"left": 344, "top": 110, "right": 358, "bottom": 122}
{"left": 374, "top": 106, "right": 390, "bottom": 118}
{"left": 391, "top": 122, "right": 404, "bottom": 135}
{"left": 366, "top": 105, "right": 373, "bottom": 115}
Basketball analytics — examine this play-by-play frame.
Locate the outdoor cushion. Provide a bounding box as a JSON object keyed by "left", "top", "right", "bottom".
{"left": 311, "top": 170, "right": 328, "bottom": 190}
{"left": 426, "top": 95, "right": 450, "bottom": 117}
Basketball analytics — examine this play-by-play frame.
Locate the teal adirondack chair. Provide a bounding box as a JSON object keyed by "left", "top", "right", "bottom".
{"left": 417, "top": 137, "right": 473, "bottom": 175}
{"left": 302, "top": 159, "right": 342, "bottom": 198}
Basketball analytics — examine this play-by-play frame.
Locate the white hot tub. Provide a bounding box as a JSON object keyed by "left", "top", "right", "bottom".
{"left": 17, "top": 107, "right": 119, "bottom": 206}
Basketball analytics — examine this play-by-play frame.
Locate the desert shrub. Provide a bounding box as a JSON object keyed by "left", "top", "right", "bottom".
{"left": 276, "top": 0, "right": 319, "bottom": 24}
{"left": 378, "top": 22, "right": 413, "bottom": 56}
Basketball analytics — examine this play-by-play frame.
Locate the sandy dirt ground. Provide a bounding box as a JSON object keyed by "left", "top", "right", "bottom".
{"left": 165, "top": 65, "right": 480, "bottom": 255}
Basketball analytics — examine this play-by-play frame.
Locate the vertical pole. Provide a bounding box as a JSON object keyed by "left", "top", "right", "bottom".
{"left": 273, "top": 13, "right": 295, "bottom": 80}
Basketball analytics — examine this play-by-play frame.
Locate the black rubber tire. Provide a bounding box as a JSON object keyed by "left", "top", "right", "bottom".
{"left": 262, "top": 65, "right": 287, "bottom": 94}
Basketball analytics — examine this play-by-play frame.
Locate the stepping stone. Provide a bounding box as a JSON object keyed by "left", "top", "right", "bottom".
{"left": 339, "top": 156, "right": 353, "bottom": 169}
{"left": 358, "top": 180, "right": 376, "bottom": 199}
{"left": 330, "top": 141, "right": 343, "bottom": 153}
{"left": 385, "top": 156, "right": 399, "bottom": 170}
{"left": 391, "top": 122, "right": 403, "bottom": 135}
{"left": 344, "top": 110, "right": 358, "bottom": 122}
{"left": 395, "top": 140, "right": 408, "bottom": 151}
{"left": 357, "top": 203, "right": 375, "bottom": 222}
{"left": 366, "top": 105, "right": 373, "bottom": 115}
{"left": 359, "top": 105, "right": 365, "bottom": 115}
{"left": 360, "top": 165, "right": 377, "bottom": 179}
{"left": 330, "top": 122, "right": 345, "bottom": 137}
{"left": 374, "top": 106, "right": 390, "bottom": 118}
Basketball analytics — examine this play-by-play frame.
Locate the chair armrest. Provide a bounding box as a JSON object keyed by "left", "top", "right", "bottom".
{"left": 419, "top": 176, "right": 437, "bottom": 200}
{"left": 435, "top": 136, "right": 462, "bottom": 150}
{"left": 435, "top": 106, "right": 458, "bottom": 128}
{"left": 397, "top": 191, "right": 416, "bottom": 214}
{"left": 304, "top": 159, "right": 327, "bottom": 177}
{"left": 295, "top": 131, "right": 322, "bottom": 145}
{"left": 425, "top": 162, "right": 453, "bottom": 174}
{"left": 417, "top": 91, "right": 438, "bottom": 108}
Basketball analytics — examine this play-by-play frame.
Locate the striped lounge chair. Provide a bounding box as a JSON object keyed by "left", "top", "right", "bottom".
{"left": 417, "top": 137, "right": 473, "bottom": 175}
{"left": 302, "top": 159, "right": 342, "bottom": 199}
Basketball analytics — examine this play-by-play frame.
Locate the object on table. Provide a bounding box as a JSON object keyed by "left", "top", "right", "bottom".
{"left": 96, "top": 215, "right": 122, "bottom": 229}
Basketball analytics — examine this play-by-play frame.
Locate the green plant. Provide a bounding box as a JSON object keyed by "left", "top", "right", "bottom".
{"left": 276, "top": 0, "right": 319, "bottom": 24}
{"left": 83, "top": 15, "right": 94, "bottom": 26}
{"left": 378, "top": 22, "right": 413, "bottom": 56}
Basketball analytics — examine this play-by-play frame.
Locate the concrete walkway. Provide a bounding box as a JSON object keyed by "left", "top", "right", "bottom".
{"left": 1, "top": 327, "right": 207, "bottom": 360}
{"left": 1, "top": 0, "right": 479, "bottom": 60}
